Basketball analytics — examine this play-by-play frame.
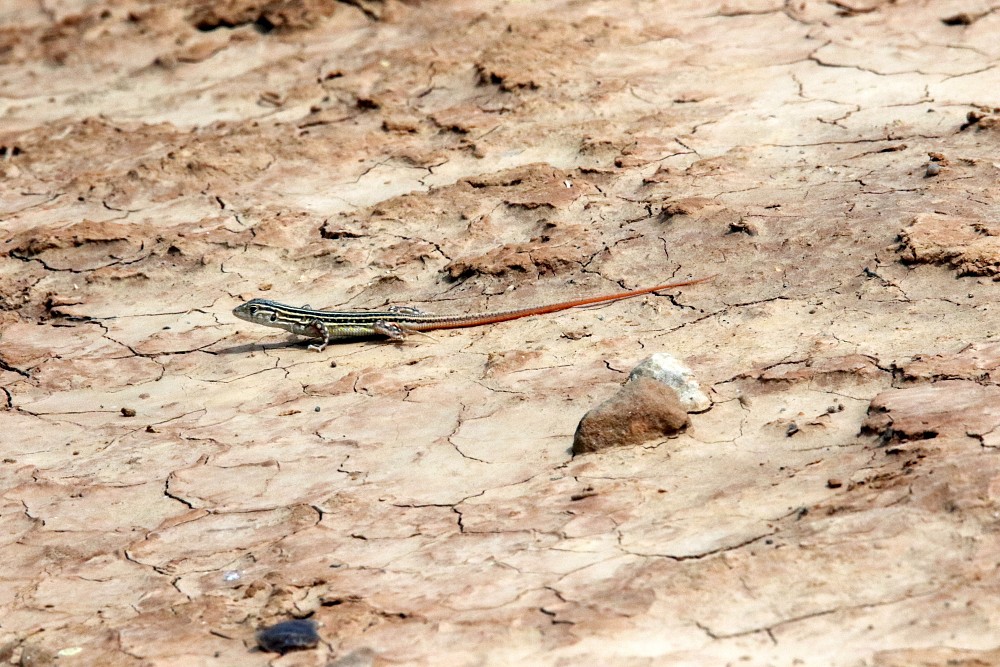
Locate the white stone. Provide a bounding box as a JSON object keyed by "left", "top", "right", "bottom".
{"left": 628, "top": 353, "right": 711, "bottom": 412}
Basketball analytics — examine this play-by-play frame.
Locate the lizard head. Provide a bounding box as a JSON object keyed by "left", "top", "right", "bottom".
{"left": 233, "top": 298, "right": 286, "bottom": 329}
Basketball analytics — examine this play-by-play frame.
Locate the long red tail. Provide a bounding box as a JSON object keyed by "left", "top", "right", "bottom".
{"left": 412, "top": 275, "right": 715, "bottom": 331}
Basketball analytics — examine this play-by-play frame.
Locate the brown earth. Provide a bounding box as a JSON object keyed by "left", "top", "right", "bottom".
{"left": 3, "top": 0, "right": 1000, "bottom": 665}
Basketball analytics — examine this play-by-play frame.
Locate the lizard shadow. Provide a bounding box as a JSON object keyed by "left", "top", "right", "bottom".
{"left": 214, "top": 335, "right": 399, "bottom": 355}
{"left": 212, "top": 340, "right": 309, "bottom": 355}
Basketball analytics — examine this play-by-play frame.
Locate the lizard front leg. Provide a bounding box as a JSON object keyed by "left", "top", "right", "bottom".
{"left": 307, "top": 320, "right": 331, "bottom": 352}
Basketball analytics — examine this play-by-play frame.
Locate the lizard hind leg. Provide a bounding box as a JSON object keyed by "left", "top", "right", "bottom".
{"left": 386, "top": 305, "right": 432, "bottom": 316}
{"left": 373, "top": 321, "right": 436, "bottom": 342}
{"left": 373, "top": 321, "right": 410, "bottom": 341}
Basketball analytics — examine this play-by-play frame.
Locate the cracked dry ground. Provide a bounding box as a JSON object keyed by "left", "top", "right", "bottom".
{"left": 4, "top": 0, "right": 1000, "bottom": 665}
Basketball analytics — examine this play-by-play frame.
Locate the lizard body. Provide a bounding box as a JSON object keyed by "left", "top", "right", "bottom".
{"left": 232, "top": 276, "right": 712, "bottom": 351}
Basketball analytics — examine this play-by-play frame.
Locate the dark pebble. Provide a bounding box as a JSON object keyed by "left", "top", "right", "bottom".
{"left": 256, "top": 619, "right": 319, "bottom": 654}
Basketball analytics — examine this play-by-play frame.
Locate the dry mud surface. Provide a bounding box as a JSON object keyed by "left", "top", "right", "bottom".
{"left": 3, "top": 0, "right": 1000, "bottom": 665}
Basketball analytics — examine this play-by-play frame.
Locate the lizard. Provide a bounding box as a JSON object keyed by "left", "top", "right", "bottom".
{"left": 232, "top": 275, "right": 713, "bottom": 351}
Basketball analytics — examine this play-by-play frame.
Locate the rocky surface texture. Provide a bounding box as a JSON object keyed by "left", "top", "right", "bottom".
{"left": 3, "top": 0, "right": 1000, "bottom": 664}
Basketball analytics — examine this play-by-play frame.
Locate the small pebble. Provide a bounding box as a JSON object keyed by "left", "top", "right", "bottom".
{"left": 827, "top": 478, "right": 843, "bottom": 489}
{"left": 925, "top": 162, "right": 941, "bottom": 177}
{"left": 786, "top": 422, "right": 800, "bottom": 436}
{"left": 121, "top": 407, "right": 136, "bottom": 417}
{"left": 256, "top": 619, "right": 319, "bottom": 654}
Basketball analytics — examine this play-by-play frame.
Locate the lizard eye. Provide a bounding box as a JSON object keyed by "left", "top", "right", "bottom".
{"left": 248, "top": 306, "right": 258, "bottom": 315}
